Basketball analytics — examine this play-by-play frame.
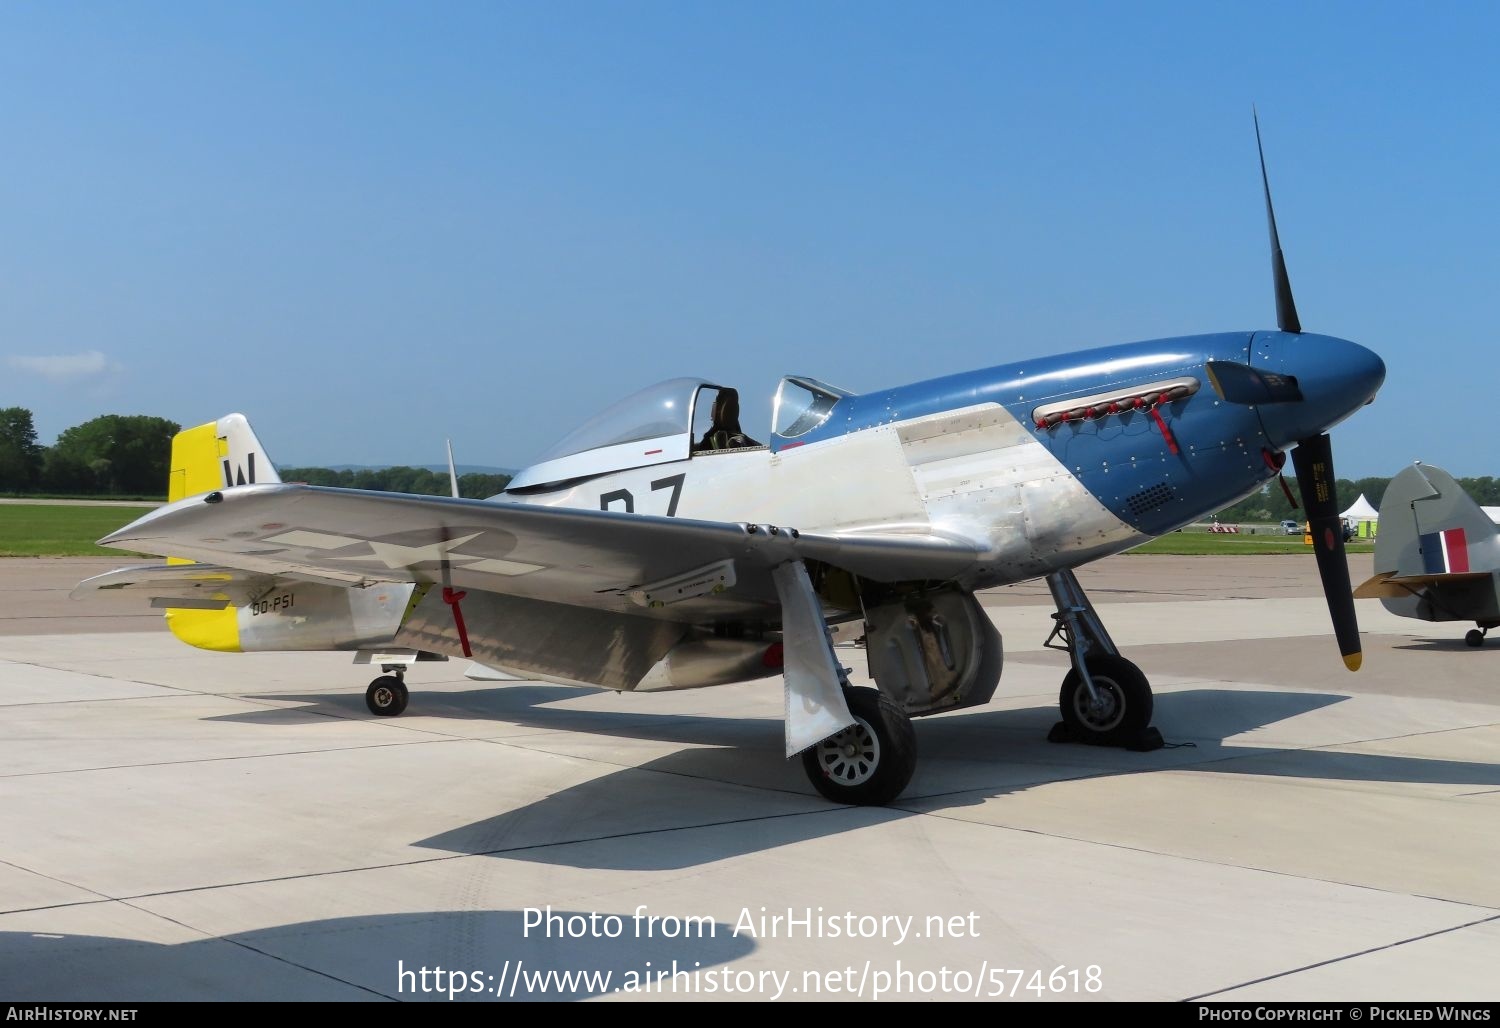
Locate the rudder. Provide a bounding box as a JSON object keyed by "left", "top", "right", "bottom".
{"left": 168, "top": 413, "right": 281, "bottom": 503}
{"left": 164, "top": 413, "right": 282, "bottom": 651}
{"left": 1374, "top": 463, "right": 1500, "bottom": 578}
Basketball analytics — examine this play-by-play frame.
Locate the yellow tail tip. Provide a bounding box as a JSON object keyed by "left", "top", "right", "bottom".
{"left": 165, "top": 606, "right": 242, "bottom": 652}
{"left": 1343, "top": 652, "right": 1362, "bottom": 672}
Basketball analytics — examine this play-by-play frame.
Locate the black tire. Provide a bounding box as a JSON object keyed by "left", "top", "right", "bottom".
{"left": 801, "top": 686, "right": 916, "bottom": 806}
{"left": 1466, "top": 629, "right": 1486, "bottom": 648}
{"left": 366, "top": 676, "right": 409, "bottom": 716}
{"left": 1058, "top": 655, "right": 1153, "bottom": 745}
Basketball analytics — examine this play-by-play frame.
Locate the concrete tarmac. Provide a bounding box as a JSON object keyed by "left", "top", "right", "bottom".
{"left": 0, "top": 555, "right": 1496, "bottom": 1002}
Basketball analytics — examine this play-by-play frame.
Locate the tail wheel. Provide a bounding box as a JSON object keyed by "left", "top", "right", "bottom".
{"left": 1058, "top": 655, "right": 1153, "bottom": 745}
{"left": 1466, "top": 629, "right": 1486, "bottom": 648}
{"left": 366, "top": 675, "right": 409, "bottom": 716}
{"left": 801, "top": 686, "right": 916, "bottom": 806}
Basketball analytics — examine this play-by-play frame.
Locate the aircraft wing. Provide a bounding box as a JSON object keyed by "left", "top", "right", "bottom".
{"left": 97, "top": 484, "right": 984, "bottom": 622}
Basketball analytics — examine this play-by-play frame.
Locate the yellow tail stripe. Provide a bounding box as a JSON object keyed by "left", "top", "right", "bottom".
{"left": 165, "top": 420, "right": 242, "bottom": 652}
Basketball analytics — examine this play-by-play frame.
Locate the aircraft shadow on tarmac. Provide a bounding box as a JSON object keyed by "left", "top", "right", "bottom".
{"left": 1391, "top": 638, "right": 1498, "bottom": 652}
{"left": 206, "top": 682, "right": 1500, "bottom": 871}
{"left": 0, "top": 910, "right": 754, "bottom": 1002}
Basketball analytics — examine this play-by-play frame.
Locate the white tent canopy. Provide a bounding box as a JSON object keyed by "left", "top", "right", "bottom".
{"left": 1341, "top": 494, "right": 1380, "bottom": 521}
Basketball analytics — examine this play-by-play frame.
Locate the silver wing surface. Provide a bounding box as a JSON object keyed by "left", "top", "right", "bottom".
{"left": 94, "top": 484, "right": 984, "bottom": 622}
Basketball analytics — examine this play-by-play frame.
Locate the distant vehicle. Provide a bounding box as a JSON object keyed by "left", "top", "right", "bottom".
{"left": 1281, "top": 519, "right": 1301, "bottom": 535}
{"left": 1353, "top": 463, "right": 1500, "bottom": 647}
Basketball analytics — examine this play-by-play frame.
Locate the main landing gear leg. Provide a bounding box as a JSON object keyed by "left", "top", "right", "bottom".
{"left": 1044, "top": 569, "right": 1156, "bottom": 748}
{"left": 366, "top": 664, "right": 410, "bottom": 717}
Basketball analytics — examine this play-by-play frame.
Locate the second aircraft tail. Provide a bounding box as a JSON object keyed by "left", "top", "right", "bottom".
{"left": 1353, "top": 463, "right": 1500, "bottom": 623}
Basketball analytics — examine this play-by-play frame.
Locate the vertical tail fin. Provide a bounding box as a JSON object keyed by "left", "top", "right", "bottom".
{"left": 163, "top": 413, "right": 280, "bottom": 651}
{"left": 168, "top": 413, "right": 281, "bottom": 503}
{"left": 1374, "top": 463, "right": 1500, "bottom": 578}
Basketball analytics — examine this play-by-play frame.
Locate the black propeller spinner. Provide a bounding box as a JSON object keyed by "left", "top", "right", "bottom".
{"left": 1255, "top": 109, "right": 1362, "bottom": 672}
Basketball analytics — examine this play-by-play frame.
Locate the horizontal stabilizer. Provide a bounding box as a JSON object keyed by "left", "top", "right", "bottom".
{"left": 1353, "top": 570, "right": 1494, "bottom": 600}
{"left": 72, "top": 563, "right": 356, "bottom": 605}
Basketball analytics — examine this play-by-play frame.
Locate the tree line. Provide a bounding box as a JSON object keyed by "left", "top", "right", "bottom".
{"left": 1213, "top": 474, "right": 1500, "bottom": 523}
{"left": 277, "top": 466, "right": 512, "bottom": 499}
{"left": 0, "top": 407, "right": 510, "bottom": 499}
{"left": 5, "top": 405, "right": 1496, "bottom": 514}
{"left": 0, "top": 408, "right": 178, "bottom": 496}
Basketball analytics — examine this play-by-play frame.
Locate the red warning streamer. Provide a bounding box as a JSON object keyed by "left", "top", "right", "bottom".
{"left": 1263, "top": 448, "right": 1298, "bottom": 508}
{"left": 443, "top": 587, "right": 472, "bottom": 657}
{"left": 1147, "top": 407, "right": 1180, "bottom": 455}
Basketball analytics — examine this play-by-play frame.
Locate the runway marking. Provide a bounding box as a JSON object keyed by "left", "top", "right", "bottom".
{"left": 115, "top": 896, "right": 395, "bottom": 1001}
{"left": 900, "top": 789, "right": 1500, "bottom": 907}
{"left": 481, "top": 731, "right": 846, "bottom": 803}
{"left": 0, "top": 855, "right": 117, "bottom": 908}
{"left": 0, "top": 806, "right": 871, "bottom": 916}
{"left": 1181, "top": 912, "right": 1500, "bottom": 1000}
{"left": 0, "top": 737, "right": 468, "bottom": 780}
{"left": 895, "top": 746, "right": 1500, "bottom": 913}
{"left": 890, "top": 711, "right": 1500, "bottom": 807}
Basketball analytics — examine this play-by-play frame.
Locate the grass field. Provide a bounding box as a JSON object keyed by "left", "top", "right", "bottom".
{"left": 0, "top": 503, "right": 1377, "bottom": 559}
{"left": 1131, "top": 532, "right": 1375, "bottom": 556}
{"left": 0, "top": 505, "right": 154, "bottom": 556}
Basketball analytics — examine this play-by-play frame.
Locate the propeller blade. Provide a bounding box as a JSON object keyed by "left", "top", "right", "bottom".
{"left": 1290, "top": 433, "right": 1360, "bottom": 670}
{"left": 1205, "top": 360, "right": 1304, "bottom": 404}
{"left": 1255, "top": 109, "right": 1302, "bottom": 334}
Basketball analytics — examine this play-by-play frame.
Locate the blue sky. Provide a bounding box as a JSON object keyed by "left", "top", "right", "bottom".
{"left": 3, "top": 2, "right": 1496, "bottom": 478}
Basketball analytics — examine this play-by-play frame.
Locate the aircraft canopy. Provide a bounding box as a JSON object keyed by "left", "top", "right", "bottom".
{"left": 508, "top": 373, "right": 855, "bottom": 489}
{"left": 508, "top": 377, "right": 717, "bottom": 491}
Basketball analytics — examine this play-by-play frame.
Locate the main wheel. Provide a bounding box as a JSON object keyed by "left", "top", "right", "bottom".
{"left": 1058, "top": 655, "right": 1153, "bottom": 745}
{"left": 801, "top": 686, "right": 916, "bottom": 806}
{"left": 366, "top": 675, "right": 409, "bottom": 716}
{"left": 1466, "top": 629, "right": 1486, "bottom": 648}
